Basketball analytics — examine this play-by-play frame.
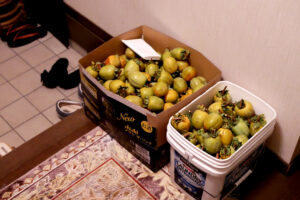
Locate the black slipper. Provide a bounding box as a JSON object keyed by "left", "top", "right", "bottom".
{"left": 7, "top": 25, "right": 47, "bottom": 47}
{"left": 41, "top": 58, "right": 69, "bottom": 88}
{"left": 59, "top": 69, "right": 81, "bottom": 89}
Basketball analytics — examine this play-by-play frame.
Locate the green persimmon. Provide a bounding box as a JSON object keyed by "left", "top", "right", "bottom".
{"left": 148, "top": 96, "right": 164, "bottom": 112}
{"left": 86, "top": 66, "right": 98, "bottom": 78}
{"left": 109, "top": 80, "right": 125, "bottom": 93}
{"left": 99, "top": 65, "right": 116, "bottom": 80}
{"left": 140, "top": 87, "right": 154, "bottom": 99}
{"left": 145, "top": 63, "right": 159, "bottom": 77}
{"left": 214, "top": 87, "right": 231, "bottom": 103}
{"left": 153, "top": 81, "right": 168, "bottom": 97}
{"left": 170, "top": 47, "right": 190, "bottom": 61}
{"left": 232, "top": 118, "right": 250, "bottom": 137}
{"left": 163, "top": 56, "right": 178, "bottom": 74}
{"left": 191, "top": 110, "right": 208, "bottom": 129}
{"left": 203, "top": 113, "right": 223, "bottom": 131}
{"left": 204, "top": 136, "right": 222, "bottom": 155}
{"left": 235, "top": 99, "right": 254, "bottom": 118}
{"left": 125, "top": 95, "right": 143, "bottom": 106}
{"left": 125, "top": 48, "right": 136, "bottom": 59}
{"left": 128, "top": 71, "right": 147, "bottom": 88}
{"left": 124, "top": 60, "right": 139, "bottom": 78}
{"left": 208, "top": 102, "right": 223, "bottom": 114}
{"left": 157, "top": 70, "right": 173, "bottom": 85}
{"left": 173, "top": 77, "right": 188, "bottom": 94}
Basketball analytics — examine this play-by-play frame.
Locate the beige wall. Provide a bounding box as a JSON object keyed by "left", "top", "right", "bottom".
{"left": 65, "top": 0, "right": 300, "bottom": 165}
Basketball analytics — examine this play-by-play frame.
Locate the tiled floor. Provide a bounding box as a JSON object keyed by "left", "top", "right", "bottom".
{"left": 0, "top": 32, "right": 85, "bottom": 149}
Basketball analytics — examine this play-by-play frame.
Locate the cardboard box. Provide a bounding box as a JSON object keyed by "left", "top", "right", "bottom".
{"left": 79, "top": 25, "right": 222, "bottom": 149}
{"left": 82, "top": 92, "right": 170, "bottom": 172}
{"left": 79, "top": 26, "right": 221, "bottom": 146}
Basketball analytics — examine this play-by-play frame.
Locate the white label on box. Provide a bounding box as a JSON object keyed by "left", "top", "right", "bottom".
{"left": 122, "top": 39, "right": 161, "bottom": 60}
{"left": 134, "top": 143, "right": 150, "bottom": 164}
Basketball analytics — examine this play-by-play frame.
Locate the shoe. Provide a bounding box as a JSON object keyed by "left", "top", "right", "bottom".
{"left": 56, "top": 99, "right": 83, "bottom": 118}
{"left": 7, "top": 25, "right": 47, "bottom": 47}
{"left": 58, "top": 69, "right": 80, "bottom": 89}
{"left": 78, "top": 83, "right": 83, "bottom": 98}
{"left": 1, "top": 19, "right": 37, "bottom": 42}
{"left": 41, "top": 58, "right": 69, "bottom": 88}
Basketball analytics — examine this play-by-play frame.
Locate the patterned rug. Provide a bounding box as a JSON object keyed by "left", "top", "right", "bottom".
{"left": 0, "top": 127, "right": 190, "bottom": 200}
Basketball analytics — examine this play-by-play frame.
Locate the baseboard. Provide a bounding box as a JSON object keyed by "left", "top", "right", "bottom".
{"left": 63, "top": 3, "right": 112, "bottom": 53}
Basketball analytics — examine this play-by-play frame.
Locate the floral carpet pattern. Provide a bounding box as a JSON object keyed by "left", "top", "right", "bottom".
{"left": 0, "top": 127, "right": 189, "bottom": 200}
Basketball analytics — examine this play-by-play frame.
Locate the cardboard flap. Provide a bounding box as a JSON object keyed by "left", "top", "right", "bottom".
{"left": 122, "top": 39, "right": 161, "bottom": 60}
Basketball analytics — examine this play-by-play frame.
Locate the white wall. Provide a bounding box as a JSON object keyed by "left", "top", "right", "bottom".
{"left": 65, "top": 0, "right": 300, "bottom": 165}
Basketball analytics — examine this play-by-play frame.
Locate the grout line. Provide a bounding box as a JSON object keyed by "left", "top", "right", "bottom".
{"left": 7, "top": 55, "right": 40, "bottom": 81}
{"left": 0, "top": 45, "right": 17, "bottom": 64}
{"left": 0, "top": 54, "right": 35, "bottom": 82}
{"left": 39, "top": 39, "right": 58, "bottom": 55}
{"left": 0, "top": 74, "right": 8, "bottom": 85}
{"left": 16, "top": 45, "right": 52, "bottom": 69}
{"left": 14, "top": 129, "right": 26, "bottom": 143}
{"left": 0, "top": 37, "right": 81, "bottom": 130}
{"left": 0, "top": 36, "right": 80, "bottom": 146}
{"left": 0, "top": 113, "right": 27, "bottom": 143}
{"left": 11, "top": 41, "right": 41, "bottom": 55}
{"left": 11, "top": 112, "right": 40, "bottom": 131}
{"left": 0, "top": 115, "right": 14, "bottom": 137}
{"left": 0, "top": 128, "right": 26, "bottom": 143}
{"left": 0, "top": 85, "right": 24, "bottom": 111}
{"left": 40, "top": 110, "right": 56, "bottom": 126}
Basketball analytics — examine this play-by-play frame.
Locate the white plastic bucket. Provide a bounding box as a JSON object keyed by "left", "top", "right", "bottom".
{"left": 167, "top": 81, "right": 277, "bottom": 200}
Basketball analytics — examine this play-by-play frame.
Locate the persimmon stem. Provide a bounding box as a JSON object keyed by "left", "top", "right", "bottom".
{"left": 221, "top": 86, "right": 227, "bottom": 95}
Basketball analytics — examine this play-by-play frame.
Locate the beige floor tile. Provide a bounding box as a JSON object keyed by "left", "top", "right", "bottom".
{"left": 43, "top": 105, "right": 61, "bottom": 124}
{"left": 0, "top": 130, "right": 24, "bottom": 148}
{"left": 59, "top": 48, "right": 83, "bottom": 68}
{"left": 10, "top": 69, "right": 42, "bottom": 95}
{"left": 67, "top": 91, "right": 83, "bottom": 103}
{"left": 35, "top": 56, "right": 60, "bottom": 73}
{"left": 43, "top": 37, "right": 67, "bottom": 54}
{"left": 12, "top": 40, "right": 40, "bottom": 54}
{"left": 0, "top": 116, "right": 11, "bottom": 136}
{"left": 70, "top": 65, "right": 80, "bottom": 71}
{"left": 39, "top": 32, "right": 53, "bottom": 42}
{"left": 0, "top": 74, "right": 6, "bottom": 85}
{"left": 0, "top": 83, "right": 21, "bottom": 109}
{"left": 26, "top": 87, "right": 64, "bottom": 111}
{"left": 15, "top": 114, "right": 52, "bottom": 141}
{"left": 0, "top": 56, "right": 31, "bottom": 80}
{"left": 0, "top": 43, "right": 16, "bottom": 63}
{"left": 67, "top": 65, "right": 76, "bottom": 73}
{"left": 0, "top": 98, "right": 39, "bottom": 128}
{"left": 19, "top": 44, "right": 55, "bottom": 67}
{"left": 58, "top": 86, "right": 78, "bottom": 97}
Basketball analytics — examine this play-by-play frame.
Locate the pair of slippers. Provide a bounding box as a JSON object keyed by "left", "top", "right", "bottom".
{"left": 41, "top": 58, "right": 81, "bottom": 90}
{"left": 1, "top": 19, "right": 47, "bottom": 47}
